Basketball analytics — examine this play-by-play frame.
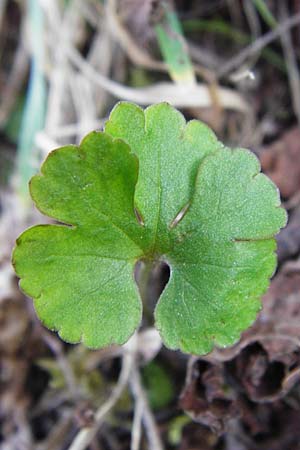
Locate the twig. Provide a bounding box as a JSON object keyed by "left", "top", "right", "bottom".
{"left": 217, "top": 11, "right": 300, "bottom": 78}
{"left": 68, "top": 338, "right": 136, "bottom": 450}
{"left": 129, "top": 365, "right": 164, "bottom": 450}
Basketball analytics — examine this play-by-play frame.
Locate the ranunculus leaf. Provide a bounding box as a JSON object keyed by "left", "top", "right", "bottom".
{"left": 12, "top": 102, "right": 286, "bottom": 354}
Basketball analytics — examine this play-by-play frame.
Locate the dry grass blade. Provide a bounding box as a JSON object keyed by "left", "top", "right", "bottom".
{"left": 66, "top": 44, "right": 249, "bottom": 111}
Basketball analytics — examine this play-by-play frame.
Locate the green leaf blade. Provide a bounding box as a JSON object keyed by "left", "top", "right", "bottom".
{"left": 30, "top": 133, "right": 141, "bottom": 235}
{"left": 15, "top": 227, "right": 142, "bottom": 347}
{"left": 181, "top": 148, "right": 286, "bottom": 241}
{"left": 13, "top": 133, "right": 144, "bottom": 348}
{"left": 105, "top": 102, "right": 222, "bottom": 252}
{"left": 156, "top": 238, "right": 276, "bottom": 354}
{"left": 155, "top": 149, "right": 286, "bottom": 354}
{"left": 13, "top": 102, "right": 286, "bottom": 355}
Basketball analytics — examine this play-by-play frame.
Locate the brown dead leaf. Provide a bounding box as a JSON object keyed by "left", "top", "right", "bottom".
{"left": 260, "top": 127, "right": 300, "bottom": 199}
{"left": 180, "top": 359, "right": 238, "bottom": 434}
{"left": 181, "top": 268, "right": 300, "bottom": 432}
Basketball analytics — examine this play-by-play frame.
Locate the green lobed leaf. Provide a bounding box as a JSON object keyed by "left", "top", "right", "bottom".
{"left": 155, "top": 149, "right": 285, "bottom": 353}
{"left": 12, "top": 102, "right": 287, "bottom": 354}
{"left": 13, "top": 133, "right": 143, "bottom": 348}
{"left": 105, "top": 102, "right": 222, "bottom": 253}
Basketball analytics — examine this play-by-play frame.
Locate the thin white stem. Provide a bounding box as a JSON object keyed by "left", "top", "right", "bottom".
{"left": 68, "top": 340, "right": 136, "bottom": 450}
{"left": 131, "top": 394, "right": 143, "bottom": 450}
{"left": 130, "top": 365, "right": 165, "bottom": 450}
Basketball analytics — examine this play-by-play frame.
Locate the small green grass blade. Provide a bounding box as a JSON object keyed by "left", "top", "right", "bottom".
{"left": 154, "top": 2, "right": 195, "bottom": 85}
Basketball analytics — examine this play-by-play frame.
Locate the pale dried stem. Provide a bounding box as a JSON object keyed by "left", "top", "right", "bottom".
{"left": 40, "top": 0, "right": 82, "bottom": 136}
{"left": 129, "top": 364, "right": 165, "bottom": 450}
{"left": 218, "top": 11, "right": 300, "bottom": 78}
{"left": 68, "top": 338, "right": 136, "bottom": 450}
{"left": 69, "top": 74, "right": 98, "bottom": 143}
{"left": 130, "top": 394, "right": 143, "bottom": 450}
{"left": 66, "top": 44, "right": 249, "bottom": 112}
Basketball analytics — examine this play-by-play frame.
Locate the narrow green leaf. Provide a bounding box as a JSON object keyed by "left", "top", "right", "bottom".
{"left": 154, "top": 2, "right": 195, "bottom": 84}
{"left": 252, "top": 0, "right": 277, "bottom": 29}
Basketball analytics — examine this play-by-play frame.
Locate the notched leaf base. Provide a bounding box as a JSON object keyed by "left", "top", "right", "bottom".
{"left": 12, "top": 102, "right": 287, "bottom": 355}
